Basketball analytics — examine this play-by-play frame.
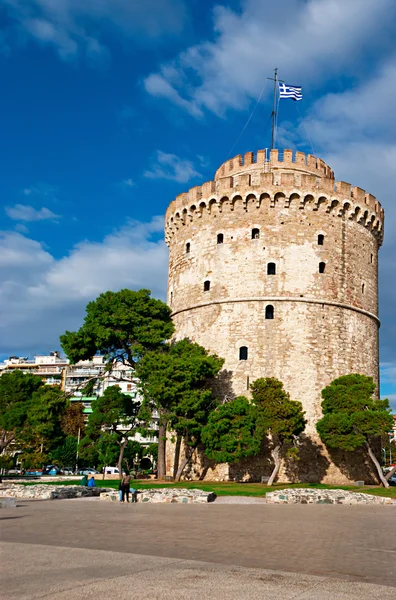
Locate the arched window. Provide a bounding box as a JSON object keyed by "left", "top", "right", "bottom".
{"left": 186, "top": 242, "right": 190, "bottom": 254}
{"left": 265, "top": 305, "right": 274, "bottom": 320}
{"left": 251, "top": 228, "right": 260, "bottom": 239}
{"left": 267, "top": 262, "right": 276, "bottom": 275}
{"left": 217, "top": 233, "right": 224, "bottom": 244}
{"left": 204, "top": 280, "right": 210, "bottom": 292}
{"left": 239, "top": 346, "right": 248, "bottom": 361}
{"left": 362, "top": 283, "right": 365, "bottom": 294}
{"left": 318, "top": 234, "right": 324, "bottom": 245}
{"left": 319, "top": 262, "right": 326, "bottom": 273}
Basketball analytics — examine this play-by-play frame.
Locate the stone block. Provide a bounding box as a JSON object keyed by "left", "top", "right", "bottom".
{"left": 0, "top": 496, "right": 16, "bottom": 508}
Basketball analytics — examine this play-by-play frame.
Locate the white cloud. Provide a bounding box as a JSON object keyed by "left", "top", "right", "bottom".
{"left": 144, "top": 150, "right": 201, "bottom": 183}
{"left": 14, "top": 223, "right": 29, "bottom": 234}
{"left": 3, "top": 0, "right": 187, "bottom": 62}
{"left": 0, "top": 217, "right": 168, "bottom": 354}
{"left": 5, "top": 204, "right": 60, "bottom": 222}
{"left": 118, "top": 178, "right": 135, "bottom": 190}
{"left": 144, "top": 0, "right": 396, "bottom": 116}
{"left": 144, "top": 73, "right": 202, "bottom": 118}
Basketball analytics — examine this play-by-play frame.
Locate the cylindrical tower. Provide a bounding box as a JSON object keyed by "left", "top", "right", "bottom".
{"left": 165, "top": 149, "right": 384, "bottom": 483}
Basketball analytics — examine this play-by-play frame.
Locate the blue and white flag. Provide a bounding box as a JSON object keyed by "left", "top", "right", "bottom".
{"left": 279, "top": 83, "right": 302, "bottom": 101}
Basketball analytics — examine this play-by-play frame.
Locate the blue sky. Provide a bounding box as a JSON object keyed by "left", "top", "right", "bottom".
{"left": 0, "top": 0, "right": 395, "bottom": 409}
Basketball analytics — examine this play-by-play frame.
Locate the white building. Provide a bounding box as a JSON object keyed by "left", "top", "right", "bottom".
{"left": 0, "top": 351, "right": 69, "bottom": 386}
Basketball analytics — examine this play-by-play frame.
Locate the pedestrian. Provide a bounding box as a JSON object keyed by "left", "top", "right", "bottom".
{"left": 87, "top": 476, "right": 96, "bottom": 488}
{"left": 80, "top": 474, "right": 88, "bottom": 486}
{"left": 118, "top": 480, "right": 123, "bottom": 502}
{"left": 121, "top": 472, "right": 131, "bottom": 502}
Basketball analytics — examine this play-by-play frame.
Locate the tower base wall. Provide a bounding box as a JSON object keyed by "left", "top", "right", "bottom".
{"left": 168, "top": 299, "right": 379, "bottom": 484}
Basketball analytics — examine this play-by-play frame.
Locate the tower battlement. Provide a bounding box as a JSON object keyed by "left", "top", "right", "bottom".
{"left": 165, "top": 151, "right": 383, "bottom": 246}
{"left": 215, "top": 148, "right": 335, "bottom": 180}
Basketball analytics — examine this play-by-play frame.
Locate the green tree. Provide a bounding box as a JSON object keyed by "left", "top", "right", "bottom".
{"left": 0, "top": 371, "right": 44, "bottom": 452}
{"left": 82, "top": 379, "right": 96, "bottom": 396}
{"left": 82, "top": 385, "right": 141, "bottom": 477}
{"left": 96, "top": 433, "right": 120, "bottom": 470}
{"left": 123, "top": 440, "right": 144, "bottom": 472}
{"left": 60, "top": 288, "right": 174, "bottom": 367}
{"left": 19, "top": 386, "right": 67, "bottom": 467}
{"left": 316, "top": 374, "right": 394, "bottom": 487}
{"left": 251, "top": 378, "right": 306, "bottom": 486}
{"left": 60, "top": 402, "right": 86, "bottom": 437}
{"left": 145, "top": 442, "right": 158, "bottom": 464}
{"left": 136, "top": 339, "right": 224, "bottom": 480}
{"left": 202, "top": 396, "right": 260, "bottom": 463}
{"left": 50, "top": 435, "right": 78, "bottom": 467}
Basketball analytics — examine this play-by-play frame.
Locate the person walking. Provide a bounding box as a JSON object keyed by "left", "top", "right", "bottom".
{"left": 121, "top": 472, "right": 131, "bottom": 502}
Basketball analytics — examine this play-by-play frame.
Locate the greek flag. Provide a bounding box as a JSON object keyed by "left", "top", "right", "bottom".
{"left": 279, "top": 83, "right": 302, "bottom": 101}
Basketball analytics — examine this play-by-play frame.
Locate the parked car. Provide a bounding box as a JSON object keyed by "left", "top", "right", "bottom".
{"left": 43, "top": 465, "right": 60, "bottom": 475}
{"left": 25, "top": 469, "right": 44, "bottom": 476}
{"left": 388, "top": 473, "right": 396, "bottom": 486}
{"left": 61, "top": 467, "right": 74, "bottom": 475}
{"left": 6, "top": 469, "right": 22, "bottom": 475}
{"left": 78, "top": 468, "right": 100, "bottom": 475}
{"left": 103, "top": 466, "right": 120, "bottom": 475}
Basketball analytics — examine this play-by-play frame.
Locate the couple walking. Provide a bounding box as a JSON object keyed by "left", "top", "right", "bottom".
{"left": 119, "top": 472, "right": 132, "bottom": 502}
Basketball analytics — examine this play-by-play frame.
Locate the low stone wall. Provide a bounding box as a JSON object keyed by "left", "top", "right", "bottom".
{"left": 266, "top": 488, "right": 395, "bottom": 505}
{"left": 0, "top": 485, "right": 110, "bottom": 500}
{"left": 100, "top": 488, "right": 216, "bottom": 504}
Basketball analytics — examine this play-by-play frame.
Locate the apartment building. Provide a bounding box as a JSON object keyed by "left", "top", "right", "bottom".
{"left": 0, "top": 351, "right": 69, "bottom": 385}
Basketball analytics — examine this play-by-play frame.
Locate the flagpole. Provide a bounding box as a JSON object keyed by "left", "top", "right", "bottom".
{"left": 271, "top": 68, "right": 278, "bottom": 150}
{"left": 267, "top": 68, "right": 278, "bottom": 150}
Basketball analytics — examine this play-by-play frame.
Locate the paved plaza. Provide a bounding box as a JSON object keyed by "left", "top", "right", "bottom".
{"left": 1, "top": 498, "right": 395, "bottom": 599}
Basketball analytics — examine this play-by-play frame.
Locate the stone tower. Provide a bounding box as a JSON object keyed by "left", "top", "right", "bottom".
{"left": 165, "top": 149, "right": 384, "bottom": 483}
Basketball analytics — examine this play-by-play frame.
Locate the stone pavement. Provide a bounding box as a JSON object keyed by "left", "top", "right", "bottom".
{"left": 1, "top": 499, "right": 395, "bottom": 599}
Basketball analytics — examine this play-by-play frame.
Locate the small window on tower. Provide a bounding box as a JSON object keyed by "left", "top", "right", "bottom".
{"left": 217, "top": 233, "right": 224, "bottom": 244}
{"left": 319, "top": 262, "right": 326, "bottom": 273}
{"left": 370, "top": 254, "right": 373, "bottom": 264}
{"left": 186, "top": 242, "right": 190, "bottom": 254}
{"left": 204, "top": 280, "right": 210, "bottom": 292}
{"left": 252, "top": 228, "right": 260, "bottom": 239}
{"left": 265, "top": 305, "right": 274, "bottom": 320}
{"left": 318, "top": 234, "right": 324, "bottom": 245}
{"left": 267, "top": 262, "right": 276, "bottom": 275}
{"left": 239, "top": 346, "right": 248, "bottom": 361}
{"left": 362, "top": 283, "right": 365, "bottom": 294}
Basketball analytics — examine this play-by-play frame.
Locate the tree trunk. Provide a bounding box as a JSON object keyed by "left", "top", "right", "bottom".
{"left": 0, "top": 431, "right": 14, "bottom": 453}
{"left": 385, "top": 465, "right": 396, "bottom": 481}
{"left": 174, "top": 444, "right": 194, "bottom": 482}
{"left": 366, "top": 441, "right": 389, "bottom": 488}
{"left": 173, "top": 435, "right": 182, "bottom": 479}
{"left": 157, "top": 419, "right": 167, "bottom": 481}
{"left": 268, "top": 444, "right": 281, "bottom": 487}
{"left": 117, "top": 439, "right": 128, "bottom": 479}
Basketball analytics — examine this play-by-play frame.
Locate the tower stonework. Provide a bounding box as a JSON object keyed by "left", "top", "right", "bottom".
{"left": 165, "top": 149, "right": 384, "bottom": 483}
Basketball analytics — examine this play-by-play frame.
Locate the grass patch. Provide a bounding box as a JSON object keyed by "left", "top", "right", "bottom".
{"left": 20, "top": 479, "right": 396, "bottom": 498}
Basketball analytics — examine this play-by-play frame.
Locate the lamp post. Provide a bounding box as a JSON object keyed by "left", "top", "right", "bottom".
{"left": 75, "top": 427, "right": 81, "bottom": 473}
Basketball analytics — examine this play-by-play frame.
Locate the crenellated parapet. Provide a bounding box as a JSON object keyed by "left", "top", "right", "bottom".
{"left": 165, "top": 156, "right": 384, "bottom": 246}
{"left": 214, "top": 148, "right": 335, "bottom": 180}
